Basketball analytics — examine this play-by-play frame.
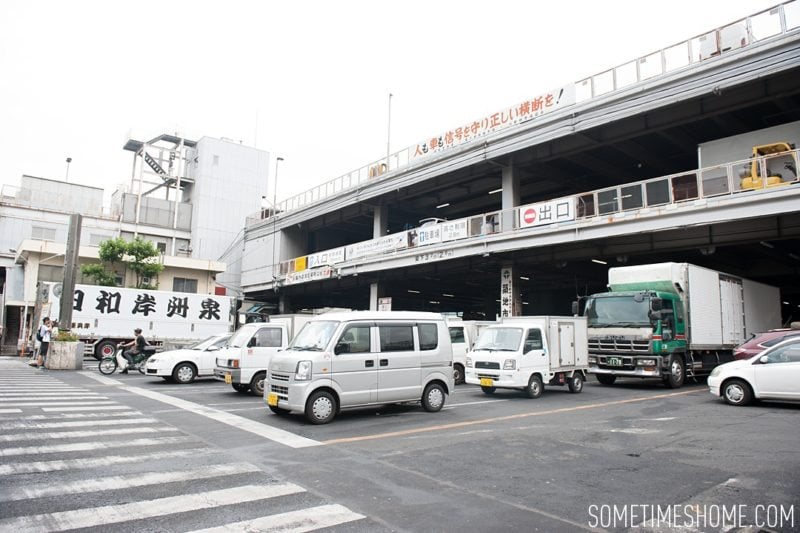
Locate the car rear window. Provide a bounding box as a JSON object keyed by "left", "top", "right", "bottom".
{"left": 761, "top": 332, "right": 800, "bottom": 348}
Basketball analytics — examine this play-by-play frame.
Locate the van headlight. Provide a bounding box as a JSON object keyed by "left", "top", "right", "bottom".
{"left": 295, "top": 360, "right": 312, "bottom": 381}
{"left": 465, "top": 357, "right": 473, "bottom": 368}
{"left": 503, "top": 359, "right": 516, "bottom": 370}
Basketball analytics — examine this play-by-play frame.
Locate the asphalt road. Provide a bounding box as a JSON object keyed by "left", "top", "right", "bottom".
{"left": 0, "top": 356, "right": 798, "bottom": 532}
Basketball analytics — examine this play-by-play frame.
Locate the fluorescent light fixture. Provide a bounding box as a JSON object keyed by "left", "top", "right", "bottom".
{"left": 522, "top": 301, "right": 529, "bottom": 305}
{"left": 783, "top": 301, "right": 790, "bottom": 305}
{"left": 759, "top": 241, "right": 774, "bottom": 249}
{"left": 429, "top": 300, "right": 440, "bottom": 304}
{"left": 436, "top": 203, "right": 450, "bottom": 209}
{"left": 407, "top": 289, "right": 420, "bottom": 294}
{"left": 488, "top": 188, "right": 502, "bottom": 194}
{"left": 592, "top": 259, "right": 607, "bottom": 265}
{"left": 442, "top": 293, "right": 455, "bottom": 297}
{"left": 495, "top": 299, "right": 501, "bottom": 302}
{"left": 519, "top": 276, "right": 530, "bottom": 281}
{"left": 789, "top": 253, "right": 800, "bottom": 260}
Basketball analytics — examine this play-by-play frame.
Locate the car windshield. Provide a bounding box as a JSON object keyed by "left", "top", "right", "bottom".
{"left": 289, "top": 321, "right": 339, "bottom": 351}
{"left": 473, "top": 327, "right": 522, "bottom": 351}
{"left": 586, "top": 296, "right": 651, "bottom": 327}
{"left": 228, "top": 327, "right": 256, "bottom": 348}
{"left": 189, "top": 335, "right": 227, "bottom": 350}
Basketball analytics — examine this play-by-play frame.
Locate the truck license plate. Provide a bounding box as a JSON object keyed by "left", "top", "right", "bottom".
{"left": 608, "top": 357, "right": 622, "bottom": 367}
{"left": 480, "top": 377, "right": 494, "bottom": 387}
{"left": 224, "top": 374, "right": 232, "bottom": 384}
{"left": 267, "top": 393, "right": 278, "bottom": 406}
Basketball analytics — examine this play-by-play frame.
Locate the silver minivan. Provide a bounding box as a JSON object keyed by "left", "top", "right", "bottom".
{"left": 265, "top": 311, "right": 454, "bottom": 424}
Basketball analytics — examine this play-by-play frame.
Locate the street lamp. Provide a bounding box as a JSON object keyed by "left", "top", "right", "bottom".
{"left": 272, "top": 157, "right": 284, "bottom": 284}
{"left": 65, "top": 157, "right": 72, "bottom": 182}
{"left": 386, "top": 93, "right": 393, "bottom": 171}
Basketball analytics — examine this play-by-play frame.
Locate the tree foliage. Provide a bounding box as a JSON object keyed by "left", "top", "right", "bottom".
{"left": 80, "top": 237, "right": 164, "bottom": 289}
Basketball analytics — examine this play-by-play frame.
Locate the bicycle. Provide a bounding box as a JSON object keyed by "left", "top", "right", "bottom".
{"left": 98, "top": 346, "right": 156, "bottom": 375}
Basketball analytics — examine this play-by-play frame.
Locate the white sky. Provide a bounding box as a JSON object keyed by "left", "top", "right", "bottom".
{"left": 0, "top": 0, "right": 780, "bottom": 205}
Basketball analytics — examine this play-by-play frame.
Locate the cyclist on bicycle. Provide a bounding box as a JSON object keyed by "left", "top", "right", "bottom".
{"left": 119, "top": 328, "right": 146, "bottom": 374}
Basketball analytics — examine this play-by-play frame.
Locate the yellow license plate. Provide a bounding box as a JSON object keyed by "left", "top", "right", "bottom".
{"left": 480, "top": 377, "right": 494, "bottom": 387}
{"left": 224, "top": 374, "right": 232, "bottom": 384}
{"left": 267, "top": 393, "right": 278, "bottom": 406}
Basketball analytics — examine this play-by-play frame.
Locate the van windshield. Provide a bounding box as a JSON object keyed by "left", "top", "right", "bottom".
{"left": 228, "top": 327, "right": 255, "bottom": 348}
{"left": 290, "top": 321, "right": 339, "bottom": 351}
{"left": 473, "top": 327, "right": 522, "bottom": 352}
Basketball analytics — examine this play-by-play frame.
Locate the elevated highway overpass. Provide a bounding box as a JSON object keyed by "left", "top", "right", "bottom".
{"left": 241, "top": 2, "right": 800, "bottom": 322}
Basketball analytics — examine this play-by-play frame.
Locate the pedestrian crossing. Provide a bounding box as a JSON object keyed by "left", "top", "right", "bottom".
{"left": 0, "top": 360, "right": 370, "bottom": 532}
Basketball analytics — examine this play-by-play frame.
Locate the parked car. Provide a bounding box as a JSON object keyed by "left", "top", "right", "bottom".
{"left": 709, "top": 337, "right": 800, "bottom": 405}
{"left": 145, "top": 333, "right": 231, "bottom": 384}
{"left": 733, "top": 324, "right": 800, "bottom": 360}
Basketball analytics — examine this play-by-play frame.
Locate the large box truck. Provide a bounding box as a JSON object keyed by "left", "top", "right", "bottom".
{"left": 584, "top": 263, "right": 781, "bottom": 388}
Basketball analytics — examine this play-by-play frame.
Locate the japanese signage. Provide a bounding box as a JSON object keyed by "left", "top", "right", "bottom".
{"left": 440, "top": 220, "right": 469, "bottom": 241}
{"left": 518, "top": 197, "right": 576, "bottom": 229}
{"left": 415, "top": 250, "right": 455, "bottom": 263}
{"left": 307, "top": 247, "right": 345, "bottom": 269}
{"left": 345, "top": 232, "right": 409, "bottom": 260}
{"left": 500, "top": 267, "right": 513, "bottom": 318}
{"left": 378, "top": 297, "right": 392, "bottom": 311}
{"left": 412, "top": 84, "right": 575, "bottom": 160}
{"left": 285, "top": 267, "right": 333, "bottom": 285}
{"left": 417, "top": 225, "right": 442, "bottom": 246}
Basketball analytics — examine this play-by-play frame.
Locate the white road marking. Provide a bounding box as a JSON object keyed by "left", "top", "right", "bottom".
{"left": 0, "top": 390, "right": 95, "bottom": 395}
{"left": 6, "top": 411, "right": 144, "bottom": 421}
{"left": 0, "top": 409, "right": 22, "bottom": 414}
{"left": 0, "top": 401, "right": 116, "bottom": 407}
{"left": 42, "top": 405, "right": 133, "bottom": 412}
{"left": 0, "top": 417, "right": 158, "bottom": 430}
{"left": 78, "top": 371, "right": 122, "bottom": 385}
{"left": 190, "top": 504, "right": 366, "bottom": 533}
{"left": 0, "top": 426, "right": 180, "bottom": 442}
{"left": 0, "top": 436, "right": 193, "bottom": 456}
{"left": 119, "top": 385, "right": 322, "bottom": 449}
{"left": 0, "top": 448, "right": 207, "bottom": 475}
{"left": 444, "top": 399, "right": 509, "bottom": 408}
{"left": 0, "top": 396, "right": 107, "bottom": 402}
{"left": 608, "top": 428, "right": 661, "bottom": 434}
{"left": 1, "top": 462, "right": 261, "bottom": 502}
{"left": 0, "top": 483, "right": 306, "bottom": 533}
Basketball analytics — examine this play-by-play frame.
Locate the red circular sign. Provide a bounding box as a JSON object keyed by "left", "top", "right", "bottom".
{"left": 523, "top": 208, "right": 537, "bottom": 224}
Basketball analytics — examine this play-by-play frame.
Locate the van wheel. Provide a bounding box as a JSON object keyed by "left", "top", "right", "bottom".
{"left": 664, "top": 356, "right": 685, "bottom": 389}
{"left": 172, "top": 363, "right": 197, "bottom": 384}
{"left": 305, "top": 390, "right": 337, "bottom": 424}
{"left": 453, "top": 364, "right": 465, "bottom": 385}
{"left": 269, "top": 405, "right": 290, "bottom": 415}
{"left": 232, "top": 384, "right": 249, "bottom": 394}
{"left": 568, "top": 373, "right": 584, "bottom": 393}
{"left": 481, "top": 386, "right": 496, "bottom": 395}
{"left": 525, "top": 375, "right": 544, "bottom": 399}
{"left": 596, "top": 374, "right": 616, "bottom": 386}
{"left": 422, "top": 383, "right": 446, "bottom": 412}
{"left": 250, "top": 372, "right": 266, "bottom": 396}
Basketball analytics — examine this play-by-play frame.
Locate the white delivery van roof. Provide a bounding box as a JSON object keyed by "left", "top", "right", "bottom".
{"left": 305, "top": 311, "right": 445, "bottom": 323}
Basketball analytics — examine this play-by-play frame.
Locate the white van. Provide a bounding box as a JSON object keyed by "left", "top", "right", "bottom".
{"left": 465, "top": 316, "right": 589, "bottom": 398}
{"left": 265, "top": 311, "right": 454, "bottom": 424}
{"left": 214, "top": 322, "right": 291, "bottom": 396}
{"left": 448, "top": 319, "right": 494, "bottom": 384}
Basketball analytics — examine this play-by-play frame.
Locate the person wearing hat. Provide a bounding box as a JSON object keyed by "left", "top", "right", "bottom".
{"left": 118, "top": 328, "right": 146, "bottom": 374}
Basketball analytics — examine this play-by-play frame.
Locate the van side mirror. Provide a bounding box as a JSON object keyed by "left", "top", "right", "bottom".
{"left": 571, "top": 301, "right": 579, "bottom": 315}
{"left": 207, "top": 346, "right": 219, "bottom": 352}
{"left": 650, "top": 298, "right": 662, "bottom": 312}
{"left": 334, "top": 342, "right": 350, "bottom": 355}
{"left": 247, "top": 337, "right": 257, "bottom": 348}
{"left": 759, "top": 355, "right": 769, "bottom": 364}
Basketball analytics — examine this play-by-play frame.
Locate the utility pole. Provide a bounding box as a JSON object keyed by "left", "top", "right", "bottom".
{"left": 60, "top": 214, "right": 82, "bottom": 330}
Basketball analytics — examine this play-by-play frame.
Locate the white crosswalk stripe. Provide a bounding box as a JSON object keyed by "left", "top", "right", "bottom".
{"left": 0, "top": 360, "right": 369, "bottom": 532}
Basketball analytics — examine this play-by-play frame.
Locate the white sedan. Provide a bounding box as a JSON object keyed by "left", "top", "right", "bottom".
{"left": 708, "top": 337, "right": 800, "bottom": 406}
{"left": 145, "top": 334, "right": 231, "bottom": 384}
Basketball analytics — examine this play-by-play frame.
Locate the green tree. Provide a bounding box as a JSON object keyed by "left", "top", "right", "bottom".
{"left": 80, "top": 237, "right": 164, "bottom": 289}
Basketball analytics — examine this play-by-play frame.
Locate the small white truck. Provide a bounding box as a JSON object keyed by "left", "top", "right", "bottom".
{"left": 448, "top": 319, "right": 494, "bottom": 384}
{"left": 465, "top": 316, "right": 589, "bottom": 397}
{"left": 213, "top": 314, "right": 315, "bottom": 396}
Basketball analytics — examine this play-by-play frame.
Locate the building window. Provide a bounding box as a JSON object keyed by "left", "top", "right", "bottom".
{"left": 38, "top": 265, "right": 64, "bottom": 282}
{"left": 173, "top": 277, "right": 198, "bottom": 293}
{"left": 212, "top": 155, "right": 219, "bottom": 166}
{"left": 89, "top": 234, "right": 107, "bottom": 246}
{"left": 156, "top": 242, "right": 167, "bottom": 253}
{"left": 32, "top": 226, "right": 56, "bottom": 241}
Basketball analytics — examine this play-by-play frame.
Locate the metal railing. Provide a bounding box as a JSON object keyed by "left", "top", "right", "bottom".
{"left": 276, "top": 148, "right": 800, "bottom": 278}
{"left": 246, "top": 1, "right": 800, "bottom": 225}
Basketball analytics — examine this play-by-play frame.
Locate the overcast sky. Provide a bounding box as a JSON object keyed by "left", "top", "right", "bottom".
{"left": 0, "top": 0, "right": 780, "bottom": 205}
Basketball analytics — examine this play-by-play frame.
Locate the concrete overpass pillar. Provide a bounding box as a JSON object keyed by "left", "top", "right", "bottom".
{"left": 278, "top": 294, "right": 291, "bottom": 314}
{"left": 501, "top": 164, "right": 520, "bottom": 233}
{"left": 373, "top": 205, "right": 388, "bottom": 238}
{"left": 369, "top": 282, "right": 382, "bottom": 311}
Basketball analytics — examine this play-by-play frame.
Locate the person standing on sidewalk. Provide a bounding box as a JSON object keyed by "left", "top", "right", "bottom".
{"left": 36, "top": 317, "right": 52, "bottom": 369}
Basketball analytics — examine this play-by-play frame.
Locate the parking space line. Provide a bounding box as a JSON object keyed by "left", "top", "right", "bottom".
{"left": 324, "top": 389, "right": 702, "bottom": 445}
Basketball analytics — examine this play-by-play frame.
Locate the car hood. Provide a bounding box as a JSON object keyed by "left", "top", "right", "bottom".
{"left": 716, "top": 358, "right": 754, "bottom": 373}
{"left": 150, "top": 349, "right": 201, "bottom": 361}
